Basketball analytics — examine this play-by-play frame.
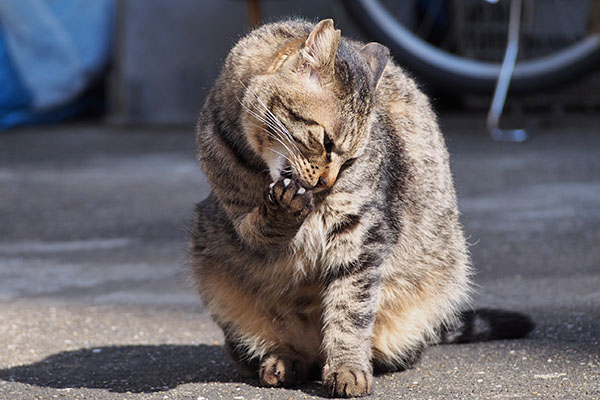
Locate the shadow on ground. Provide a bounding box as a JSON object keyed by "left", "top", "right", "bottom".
{"left": 0, "top": 344, "right": 245, "bottom": 393}
{"left": 0, "top": 344, "right": 327, "bottom": 397}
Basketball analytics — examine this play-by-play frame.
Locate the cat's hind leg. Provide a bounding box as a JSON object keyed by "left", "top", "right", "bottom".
{"left": 196, "top": 267, "right": 323, "bottom": 387}
{"left": 372, "top": 344, "right": 424, "bottom": 374}
{"left": 225, "top": 331, "right": 310, "bottom": 387}
{"left": 223, "top": 333, "right": 260, "bottom": 377}
{"left": 258, "top": 352, "right": 313, "bottom": 387}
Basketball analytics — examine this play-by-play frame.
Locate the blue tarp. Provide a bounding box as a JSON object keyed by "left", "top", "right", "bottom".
{"left": 0, "top": 0, "right": 114, "bottom": 130}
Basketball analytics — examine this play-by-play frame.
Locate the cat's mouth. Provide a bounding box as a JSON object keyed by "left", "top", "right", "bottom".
{"left": 281, "top": 165, "right": 294, "bottom": 180}
{"left": 279, "top": 164, "right": 318, "bottom": 191}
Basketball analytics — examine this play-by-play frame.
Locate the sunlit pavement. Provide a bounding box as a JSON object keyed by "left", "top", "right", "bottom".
{"left": 0, "top": 114, "right": 598, "bottom": 399}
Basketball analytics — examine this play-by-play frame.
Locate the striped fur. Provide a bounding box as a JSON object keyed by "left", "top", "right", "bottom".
{"left": 189, "top": 19, "right": 514, "bottom": 397}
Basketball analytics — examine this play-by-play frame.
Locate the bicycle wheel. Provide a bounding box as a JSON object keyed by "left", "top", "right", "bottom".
{"left": 343, "top": 0, "right": 600, "bottom": 94}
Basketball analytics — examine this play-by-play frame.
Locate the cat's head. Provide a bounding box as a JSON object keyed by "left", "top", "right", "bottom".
{"left": 240, "top": 19, "right": 389, "bottom": 190}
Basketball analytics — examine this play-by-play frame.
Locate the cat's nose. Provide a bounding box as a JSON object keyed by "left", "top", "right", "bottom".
{"left": 316, "top": 176, "right": 334, "bottom": 188}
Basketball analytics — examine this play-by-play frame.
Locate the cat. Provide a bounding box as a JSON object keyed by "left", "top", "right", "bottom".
{"left": 189, "top": 18, "right": 534, "bottom": 398}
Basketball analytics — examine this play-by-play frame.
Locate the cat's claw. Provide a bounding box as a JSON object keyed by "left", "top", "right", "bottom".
{"left": 323, "top": 364, "right": 373, "bottom": 398}
{"left": 265, "top": 178, "right": 313, "bottom": 220}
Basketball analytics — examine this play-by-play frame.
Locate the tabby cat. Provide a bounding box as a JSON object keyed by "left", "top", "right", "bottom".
{"left": 190, "top": 19, "right": 533, "bottom": 397}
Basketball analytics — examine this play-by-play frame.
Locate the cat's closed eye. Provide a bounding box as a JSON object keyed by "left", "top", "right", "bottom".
{"left": 338, "top": 157, "right": 357, "bottom": 176}
{"left": 323, "top": 131, "right": 333, "bottom": 158}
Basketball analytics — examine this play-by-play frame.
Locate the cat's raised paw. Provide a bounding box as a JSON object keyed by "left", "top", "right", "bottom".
{"left": 265, "top": 178, "right": 313, "bottom": 219}
{"left": 259, "top": 354, "right": 307, "bottom": 387}
{"left": 323, "top": 365, "right": 373, "bottom": 398}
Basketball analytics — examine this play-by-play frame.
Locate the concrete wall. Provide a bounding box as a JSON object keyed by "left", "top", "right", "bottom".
{"left": 109, "top": 0, "right": 368, "bottom": 124}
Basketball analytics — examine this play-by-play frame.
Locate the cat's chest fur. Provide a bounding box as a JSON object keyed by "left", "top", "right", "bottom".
{"left": 288, "top": 188, "right": 370, "bottom": 282}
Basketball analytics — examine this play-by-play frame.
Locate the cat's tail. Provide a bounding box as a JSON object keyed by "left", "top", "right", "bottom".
{"left": 441, "top": 308, "right": 535, "bottom": 344}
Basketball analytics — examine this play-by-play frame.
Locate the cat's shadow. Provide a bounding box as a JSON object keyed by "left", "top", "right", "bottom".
{"left": 0, "top": 344, "right": 327, "bottom": 396}
{"left": 0, "top": 344, "right": 265, "bottom": 394}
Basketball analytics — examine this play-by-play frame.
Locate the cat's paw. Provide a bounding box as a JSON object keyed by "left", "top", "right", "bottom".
{"left": 258, "top": 354, "right": 307, "bottom": 387}
{"left": 265, "top": 178, "right": 313, "bottom": 220}
{"left": 322, "top": 364, "right": 373, "bottom": 398}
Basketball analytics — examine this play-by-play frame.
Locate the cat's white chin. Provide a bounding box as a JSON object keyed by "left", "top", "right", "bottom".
{"left": 265, "top": 152, "right": 287, "bottom": 181}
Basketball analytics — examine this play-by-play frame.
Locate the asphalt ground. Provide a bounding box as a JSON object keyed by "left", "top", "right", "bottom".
{"left": 0, "top": 114, "right": 598, "bottom": 399}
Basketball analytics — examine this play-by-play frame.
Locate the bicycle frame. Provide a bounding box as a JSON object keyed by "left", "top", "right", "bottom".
{"left": 487, "top": 0, "right": 528, "bottom": 142}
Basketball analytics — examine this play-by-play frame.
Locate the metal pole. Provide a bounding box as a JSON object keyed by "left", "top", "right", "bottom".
{"left": 487, "top": 0, "right": 527, "bottom": 142}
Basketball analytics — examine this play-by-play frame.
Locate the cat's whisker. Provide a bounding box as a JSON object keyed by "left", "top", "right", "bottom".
{"left": 257, "top": 101, "right": 304, "bottom": 158}
{"left": 267, "top": 148, "right": 302, "bottom": 177}
{"left": 240, "top": 106, "right": 304, "bottom": 170}
{"left": 239, "top": 81, "right": 316, "bottom": 180}
{"left": 267, "top": 148, "right": 293, "bottom": 164}
{"left": 238, "top": 82, "right": 305, "bottom": 159}
{"left": 249, "top": 122, "right": 299, "bottom": 165}
{"left": 237, "top": 96, "right": 274, "bottom": 128}
{"left": 267, "top": 149, "right": 303, "bottom": 177}
{"left": 237, "top": 96, "right": 297, "bottom": 156}
{"left": 259, "top": 111, "right": 306, "bottom": 166}
{"left": 254, "top": 121, "right": 297, "bottom": 156}
{"left": 271, "top": 148, "right": 301, "bottom": 169}
{"left": 267, "top": 124, "right": 303, "bottom": 163}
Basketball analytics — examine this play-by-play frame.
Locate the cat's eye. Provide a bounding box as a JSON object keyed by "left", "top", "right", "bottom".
{"left": 339, "top": 157, "right": 357, "bottom": 176}
{"left": 323, "top": 132, "right": 333, "bottom": 159}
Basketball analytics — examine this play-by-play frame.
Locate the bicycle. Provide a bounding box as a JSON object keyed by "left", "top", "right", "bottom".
{"left": 342, "top": 0, "right": 600, "bottom": 141}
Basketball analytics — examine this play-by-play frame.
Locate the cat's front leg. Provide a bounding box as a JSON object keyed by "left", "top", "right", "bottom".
{"left": 236, "top": 177, "right": 313, "bottom": 249}
{"left": 262, "top": 177, "right": 313, "bottom": 224}
{"left": 321, "top": 253, "right": 382, "bottom": 398}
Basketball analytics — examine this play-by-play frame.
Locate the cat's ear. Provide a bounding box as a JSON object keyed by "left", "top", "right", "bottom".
{"left": 360, "top": 42, "right": 390, "bottom": 89}
{"left": 300, "top": 19, "right": 341, "bottom": 82}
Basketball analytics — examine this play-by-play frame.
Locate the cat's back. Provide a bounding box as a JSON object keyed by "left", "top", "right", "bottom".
{"left": 374, "top": 59, "right": 458, "bottom": 212}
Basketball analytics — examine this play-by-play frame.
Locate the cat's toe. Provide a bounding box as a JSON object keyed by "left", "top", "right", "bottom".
{"left": 267, "top": 178, "right": 293, "bottom": 206}
{"left": 289, "top": 181, "right": 313, "bottom": 216}
{"left": 266, "top": 178, "right": 313, "bottom": 218}
{"left": 258, "top": 354, "right": 303, "bottom": 387}
{"left": 323, "top": 365, "right": 373, "bottom": 398}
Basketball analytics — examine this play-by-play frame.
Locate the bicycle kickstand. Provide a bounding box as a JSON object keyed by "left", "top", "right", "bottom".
{"left": 486, "top": 0, "right": 527, "bottom": 142}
